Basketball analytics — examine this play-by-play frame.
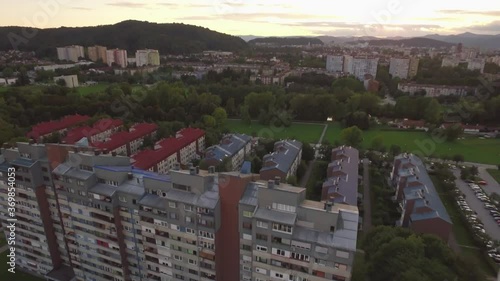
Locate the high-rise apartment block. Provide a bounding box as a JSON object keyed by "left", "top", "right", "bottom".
{"left": 88, "top": 46, "right": 108, "bottom": 63}
{"left": 326, "top": 55, "right": 344, "bottom": 73}
{"left": 135, "top": 49, "right": 161, "bottom": 67}
{"left": 389, "top": 58, "right": 410, "bottom": 79}
{"left": 1, "top": 143, "right": 360, "bottom": 281}
{"left": 106, "top": 49, "right": 128, "bottom": 68}
{"left": 57, "top": 46, "right": 85, "bottom": 62}
{"left": 326, "top": 55, "right": 379, "bottom": 81}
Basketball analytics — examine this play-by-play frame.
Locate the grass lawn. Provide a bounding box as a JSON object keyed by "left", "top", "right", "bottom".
{"left": 225, "top": 119, "right": 325, "bottom": 143}
{"left": 486, "top": 169, "right": 500, "bottom": 185}
{"left": 0, "top": 251, "right": 45, "bottom": 281}
{"left": 324, "top": 123, "right": 500, "bottom": 165}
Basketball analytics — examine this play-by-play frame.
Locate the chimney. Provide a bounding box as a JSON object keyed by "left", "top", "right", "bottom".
{"left": 189, "top": 167, "right": 196, "bottom": 175}
{"left": 208, "top": 166, "right": 215, "bottom": 174}
{"left": 274, "top": 176, "right": 281, "bottom": 186}
{"left": 127, "top": 173, "right": 133, "bottom": 180}
{"left": 267, "top": 180, "right": 274, "bottom": 189}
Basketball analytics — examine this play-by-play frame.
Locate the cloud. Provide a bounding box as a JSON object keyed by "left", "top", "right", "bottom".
{"left": 439, "top": 10, "right": 500, "bottom": 17}
{"left": 107, "top": 2, "right": 148, "bottom": 8}
{"left": 70, "top": 7, "right": 93, "bottom": 11}
{"left": 465, "top": 21, "right": 500, "bottom": 32}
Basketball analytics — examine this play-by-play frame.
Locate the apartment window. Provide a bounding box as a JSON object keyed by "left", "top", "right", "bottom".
{"left": 184, "top": 205, "right": 193, "bottom": 211}
{"left": 174, "top": 255, "right": 182, "bottom": 261}
{"left": 243, "top": 265, "right": 251, "bottom": 272}
{"left": 272, "top": 223, "right": 292, "bottom": 234}
{"left": 313, "top": 271, "right": 325, "bottom": 278}
{"left": 336, "top": 250, "right": 350, "bottom": 259}
{"left": 119, "top": 196, "right": 127, "bottom": 203}
{"left": 186, "top": 216, "right": 193, "bottom": 223}
{"left": 188, "top": 269, "right": 198, "bottom": 275}
{"left": 256, "top": 245, "right": 267, "bottom": 252}
{"left": 272, "top": 203, "right": 296, "bottom": 213}
{"left": 332, "top": 275, "right": 347, "bottom": 281}
{"left": 77, "top": 180, "right": 84, "bottom": 186}
{"left": 256, "top": 233, "right": 268, "bottom": 241}
{"left": 242, "top": 222, "right": 252, "bottom": 230}
{"left": 255, "top": 256, "right": 268, "bottom": 263}
{"left": 292, "top": 253, "right": 310, "bottom": 262}
{"left": 174, "top": 274, "right": 184, "bottom": 280}
{"left": 43, "top": 176, "right": 50, "bottom": 182}
{"left": 188, "top": 259, "right": 197, "bottom": 265}
{"left": 242, "top": 211, "right": 253, "bottom": 218}
{"left": 315, "top": 246, "right": 328, "bottom": 254}
{"left": 174, "top": 265, "right": 183, "bottom": 271}
{"left": 242, "top": 244, "right": 252, "bottom": 251}
{"left": 186, "top": 228, "right": 195, "bottom": 235}
{"left": 256, "top": 221, "right": 268, "bottom": 229}
{"left": 314, "top": 258, "right": 326, "bottom": 266}
{"left": 243, "top": 234, "right": 252, "bottom": 240}
{"left": 78, "top": 190, "right": 86, "bottom": 196}
{"left": 274, "top": 273, "right": 284, "bottom": 278}
{"left": 199, "top": 230, "right": 214, "bottom": 240}
{"left": 242, "top": 255, "right": 252, "bottom": 262}
{"left": 109, "top": 180, "right": 118, "bottom": 186}
{"left": 334, "top": 263, "right": 348, "bottom": 270}
{"left": 169, "top": 212, "right": 178, "bottom": 220}
{"left": 272, "top": 248, "right": 287, "bottom": 257}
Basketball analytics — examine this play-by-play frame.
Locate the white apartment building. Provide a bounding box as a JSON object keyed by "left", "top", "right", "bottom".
{"left": 56, "top": 46, "right": 84, "bottom": 62}
{"left": 389, "top": 58, "right": 410, "bottom": 79}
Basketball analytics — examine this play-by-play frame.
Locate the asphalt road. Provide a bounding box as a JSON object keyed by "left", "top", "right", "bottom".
{"left": 477, "top": 167, "right": 500, "bottom": 196}
{"left": 362, "top": 158, "right": 372, "bottom": 232}
{"left": 452, "top": 170, "right": 500, "bottom": 241}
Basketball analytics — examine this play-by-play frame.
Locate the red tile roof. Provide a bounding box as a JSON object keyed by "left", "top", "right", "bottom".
{"left": 93, "top": 123, "right": 158, "bottom": 152}
{"left": 132, "top": 128, "right": 205, "bottom": 170}
{"left": 27, "top": 114, "right": 90, "bottom": 139}
{"left": 62, "top": 118, "right": 124, "bottom": 144}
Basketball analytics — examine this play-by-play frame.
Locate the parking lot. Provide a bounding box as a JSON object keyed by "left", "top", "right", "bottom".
{"left": 453, "top": 170, "right": 500, "bottom": 241}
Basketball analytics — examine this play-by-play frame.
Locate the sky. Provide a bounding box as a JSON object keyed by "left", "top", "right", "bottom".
{"left": 1, "top": 0, "right": 500, "bottom": 37}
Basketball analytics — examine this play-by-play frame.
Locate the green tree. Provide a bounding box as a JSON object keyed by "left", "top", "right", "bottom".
{"left": 301, "top": 143, "right": 315, "bottom": 161}
{"left": 444, "top": 124, "right": 463, "bottom": 142}
{"left": 389, "top": 144, "right": 402, "bottom": 156}
{"left": 2, "top": 67, "right": 14, "bottom": 78}
{"left": 423, "top": 99, "right": 442, "bottom": 124}
{"left": 239, "top": 105, "right": 251, "bottom": 125}
{"left": 56, "top": 78, "right": 66, "bottom": 87}
{"left": 286, "top": 175, "right": 298, "bottom": 185}
{"left": 225, "top": 98, "right": 236, "bottom": 116}
{"left": 452, "top": 154, "right": 464, "bottom": 164}
{"left": 202, "top": 115, "right": 217, "bottom": 128}
{"left": 371, "top": 136, "right": 384, "bottom": 151}
{"left": 212, "top": 107, "right": 227, "bottom": 127}
{"left": 340, "top": 126, "right": 363, "bottom": 148}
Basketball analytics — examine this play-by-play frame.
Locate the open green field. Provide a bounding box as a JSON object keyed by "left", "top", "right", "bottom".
{"left": 76, "top": 83, "right": 110, "bottom": 95}
{"left": 0, "top": 252, "right": 45, "bottom": 281}
{"left": 487, "top": 169, "right": 500, "bottom": 184}
{"left": 325, "top": 123, "right": 500, "bottom": 165}
{"left": 225, "top": 120, "right": 325, "bottom": 143}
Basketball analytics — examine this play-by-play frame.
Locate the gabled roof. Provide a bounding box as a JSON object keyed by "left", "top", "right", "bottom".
{"left": 132, "top": 128, "right": 205, "bottom": 170}
{"left": 260, "top": 140, "right": 302, "bottom": 174}
{"left": 27, "top": 114, "right": 90, "bottom": 139}
{"left": 63, "top": 118, "right": 124, "bottom": 144}
{"left": 205, "top": 134, "right": 251, "bottom": 162}
{"left": 394, "top": 154, "right": 452, "bottom": 224}
{"left": 323, "top": 146, "right": 359, "bottom": 206}
{"left": 93, "top": 123, "right": 158, "bottom": 151}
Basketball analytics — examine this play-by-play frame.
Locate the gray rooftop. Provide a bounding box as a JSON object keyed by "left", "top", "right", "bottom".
{"left": 323, "top": 146, "right": 359, "bottom": 205}
{"left": 205, "top": 134, "right": 251, "bottom": 162}
{"left": 239, "top": 182, "right": 260, "bottom": 206}
{"left": 394, "top": 154, "right": 452, "bottom": 224}
{"left": 254, "top": 207, "right": 297, "bottom": 225}
{"left": 260, "top": 140, "right": 302, "bottom": 174}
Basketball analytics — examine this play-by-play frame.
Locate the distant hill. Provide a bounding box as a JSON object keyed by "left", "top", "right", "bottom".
{"left": 0, "top": 20, "right": 248, "bottom": 57}
{"left": 248, "top": 37, "right": 324, "bottom": 46}
{"left": 348, "top": 37, "right": 453, "bottom": 48}
{"left": 423, "top": 32, "right": 500, "bottom": 50}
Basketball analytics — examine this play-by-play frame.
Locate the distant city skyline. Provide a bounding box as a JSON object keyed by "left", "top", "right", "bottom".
{"left": 1, "top": 0, "right": 500, "bottom": 37}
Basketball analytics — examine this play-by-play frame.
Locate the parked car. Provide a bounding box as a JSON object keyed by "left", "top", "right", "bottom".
{"left": 478, "top": 181, "right": 488, "bottom": 185}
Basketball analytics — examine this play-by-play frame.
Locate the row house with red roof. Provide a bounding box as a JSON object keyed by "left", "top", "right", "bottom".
{"left": 27, "top": 114, "right": 90, "bottom": 142}
{"left": 92, "top": 123, "right": 158, "bottom": 156}
{"left": 131, "top": 128, "right": 205, "bottom": 174}
{"left": 62, "top": 118, "right": 124, "bottom": 144}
